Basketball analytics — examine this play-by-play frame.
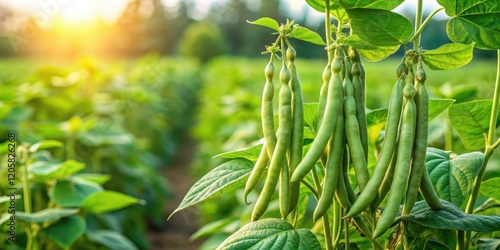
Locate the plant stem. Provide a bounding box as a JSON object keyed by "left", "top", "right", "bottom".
{"left": 344, "top": 215, "right": 350, "bottom": 250}
{"left": 462, "top": 49, "right": 500, "bottom": 249}
{"left": 325, "top": 0, "right": 333, "bottom": 63}
{"left": 408, "top": 7, "right": 444, "bottom": 44}
{"left": 413, "top": 0, "right": 424, "bottom": 50}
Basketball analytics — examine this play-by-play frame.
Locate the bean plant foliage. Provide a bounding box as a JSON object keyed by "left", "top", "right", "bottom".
{"left": 170, "top": 0, "right": 500, "bottom": 249}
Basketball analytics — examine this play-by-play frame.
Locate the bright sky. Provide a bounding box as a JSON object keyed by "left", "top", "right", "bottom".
{"left": 0, "top": 0, "right": 448, "bottom": 26}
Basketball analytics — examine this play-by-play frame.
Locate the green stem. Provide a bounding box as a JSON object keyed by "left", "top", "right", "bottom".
{"left": 413, "top": 0, "right": 424, "bottom": 50}
{"left": 325, "top": 0, "right": 333, "bottom": 63}
{"left": 408, "top": 7, "right": 444, "bottom": 44}
{"left": 344, "top": 214, "right": 350, "bottom": 250}
{"left": 462, "top": 49, "right": 500, "bottom": 249}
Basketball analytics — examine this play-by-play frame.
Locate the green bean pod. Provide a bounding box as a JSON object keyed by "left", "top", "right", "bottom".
{"left": 313, "top": 107, "right": 344, "bottom": 221}
{"left": 344, "top": 95, "right": 370, "bottom": 191}
{"left": 317, "top": 64, "right": 331, "bottom": 131}
{"left": 404, "top": 64, "right": 429, "bottom": 215}
{"left": 262, "top": 60, "right": 277, "bottom": 158}
{"left": 420, "top": 165, "right": 444, "bottom": 210}
{"left": 349, "top": 47, "right": 365, "bottom": 100}
{"left": 251, "top": 63, "right": 292, "bottom": 222}
{"left": 352, "top": 62, "right": 369, "bottom": 160}
{"left": 243, "top": 59, "right": 276, "bottom": 204}
{"left": 370, "top": 141, "right": 398, "bottom": 211}
{"left": 280, "top": 160, "right": 291, "bottom": 218}
{"left": 345, "top": 75, "right": 405, "bottom": 218}
{"left": 286, "top": 47, "right": 304, "bottom": 214}
{"left": 373, "top": 85, "right": 416, "bottom": 239}
{"left": 291, "top": 56, "right": 343, "bottom": 182}
{"left": 244, "top": 143, "right": 269, "bottom": 204}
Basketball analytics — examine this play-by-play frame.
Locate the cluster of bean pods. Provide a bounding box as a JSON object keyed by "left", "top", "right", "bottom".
{"left": 244, "top": 42, "right": 443, "bottom": 242}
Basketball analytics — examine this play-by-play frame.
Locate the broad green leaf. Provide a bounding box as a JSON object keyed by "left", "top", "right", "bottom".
{"left": 247, "top": 18, "right": 279, "bottom": 32}
{"left": 290, "top": 27, "right": 326, "bottom": 45}
{"left": 216, "top": 218, "right": 321, "bottom": 250}
{"left": 343, "top": 35, "right": 400, "bottom": 61}
{"left": 421, "top": 43, "right": 474, "bottom": 70}
{"left": 448, "top": 100, "right": 492, "bottom": 150}
{"left": 42, "top": 216, "right": 85, "bottom": 248}
{"left": 81, "top": 191, "right": 142, "bottom": 214}
{"left": 347, "top": 8, "right": 413, "bottom": 46}
{"left": 29, "top": 140, "right": 63, "bottom": 153}
{"left": 341, "top": 0, "right": 404, "bottom": 10}
{"left": 403, "top": 200, "right": 500, "bottom": 232}
{"left": 358, "top": 45, "right": 400, "bottom": 62}
{"left": 214, "top": 143, "right": 263, "bottom": 162}
{"left": 428, "top": 99, "right": 455, "bottom": 121}
{"left": 17, "top": 208, "right": 79, "bottom": 223}
{"left": 51, "top": 178, "right": 103, "bottom": 207}
{"left": 477, "top": 238, "right": 500, "bottom": 250}
{"left": 87, "top": 230, "right": 139, "bottom": 250}
{"left": 366, "top": 108, "right": 388, "bottom": 145}
{"left": 438, "top": 0, "right": 500, "bottom": 50}
{"left": 168, "top": 159, "right": 253, "bottom": 220}
{"left": 32, "top": 159, "right": 85, "bottom": 182}
{"left": 303, "top": 103, "right": 319, "bottom": 131}
{"left": 412, "top": 238, "right": 455, "bottom": 250}
{"left": 479, "top": 177, "right": 500, "bottom": 201}
{"left": 73, "top": 173, "right": 111, "bottom": 185}
{"left": 426, "top": 147, "right": 484, "bottom": 207}
{"left": 305, "top": 0, "right": 341, "bottom": 13}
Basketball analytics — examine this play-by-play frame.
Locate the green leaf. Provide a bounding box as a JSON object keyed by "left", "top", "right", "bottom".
{"left": 42, "top": 216, "right": 85, "bottom": 248}
{"left": 289, "top": 27, "right": 326, "bottom": 45}
{"left": 426, "top": 147, "right": 484, "bottom": 207}
{"left": 32, "top": 159, "right": 85, "bottom": 182}
{"left": 29, "top": 140, "right": 63, "bottom": 153}
{"left": 17, "top": 208, "right": 79, "bottom": 223}
{"left": 448, "top": 100, "right": 491, "bottom": 150}
{"left": 428, "top": 99, "right": 455, "bottom": 121}
{"left": 216, "top": 218, "right": 321, "bottom": 250}
{"left": 81, "top": 191, "right": 143, "bottom": 214}
{"left": 305, "top": 0, "right": 341, "bottom": 13}
{"left": 247, "top": 17, "right": 279, "bottom": 32}
{"left": 51, "top": 178, "right": 103, "bottom": 207}
{"left": 73, "top": 173, "right": 111, "bottom": 185}
{"left": 366, "top": 108, "right": 388, "bottom": 145}
{"left": 421, "top": 43, "right": 474, "bottom": 70}
{"left": 214, "top": 144, "right": 263, "bottom": 162}
{"left": 303, "top": 103, "right": 319, "bottom": 131}
{"left": 480, "top": 177, "right": 500, "bottom": 201}
{"left": 190, "top": 218, "right": 235, "bottom": 240}
{"left": 341, "top": 0, "right": 404, "bottom": 10}
{"left": 168, "top": 158, "right": 253, "bottom": 220}
{"left": 347, "top": 8, "right": 413, "bottom": 46}
{"left": 439, "top": 0, "right": 500, "bottom": 50}
{"left": 403, "top": 200, "right": 500, "bottom": 232}
{"left": 477, "top": 238, "right": 500, "bottom": 250}
{"left": 412, "top": 238, "right": 454, "bottom": 250}
{"left": 343, "top": 35, "right": 400, "bottom": 61}
{"left": 86, "top": 230, "right": 139, "bottom": 250}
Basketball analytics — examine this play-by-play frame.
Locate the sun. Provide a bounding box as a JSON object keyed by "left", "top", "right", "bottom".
{"left": 53, "top": 0, "right": 128, "bottom": 25}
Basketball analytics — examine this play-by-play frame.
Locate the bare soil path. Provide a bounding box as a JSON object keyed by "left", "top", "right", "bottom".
{"left": 147, "top": 135, "right": 204, "bottom": 250}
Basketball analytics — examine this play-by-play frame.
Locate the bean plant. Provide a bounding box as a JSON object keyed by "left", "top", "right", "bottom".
{"left": 170, "top": 0, "right": 500, "bottom": 249}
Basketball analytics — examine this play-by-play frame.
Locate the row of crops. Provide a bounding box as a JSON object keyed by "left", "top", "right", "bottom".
{"left": 1, "top": 54, "right": 497, "bottom": 249}
{"left": 0, "top": 55, "right": 200, "bottom": 249}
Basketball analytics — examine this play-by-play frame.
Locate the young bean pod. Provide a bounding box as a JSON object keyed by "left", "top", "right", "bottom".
{"left": 286, "top": 46, "right": 304, "bottom": 216}
{"left": 251, "top": 62, "right": 292, "bottom": 222}
{"left": 404, "top": 62, "right": 430, "bottom": 214}
{"left": 345, "top": 74, "right": 405, "bottom": 218}
{"left": 243, "top": 59, "right": 276, "bottom": 203}
{"left": 352, "top": 62, "right": 368, "bottom": 160}
{"left": 313, "top": 107, "right": 344, "bottom": 221}
{"left": 373, "top": 84, "right": 416, "bottom": 238}
{"left": 291, "top": 56, "right": 343, "bottom": 183}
